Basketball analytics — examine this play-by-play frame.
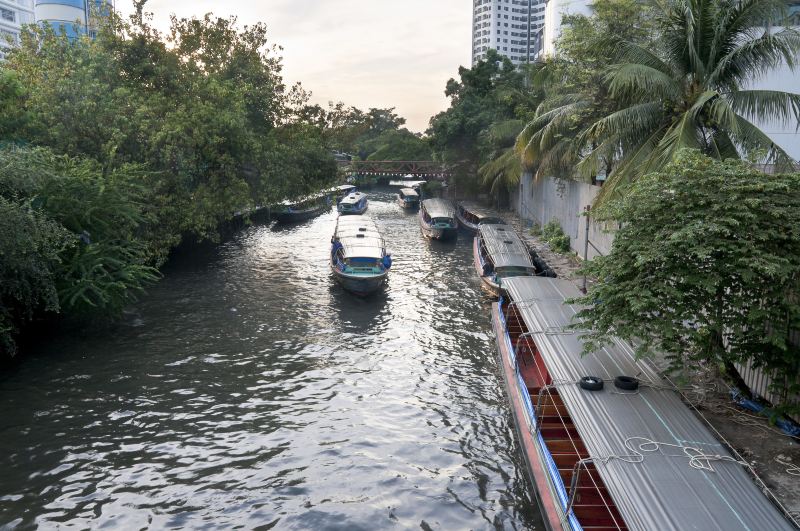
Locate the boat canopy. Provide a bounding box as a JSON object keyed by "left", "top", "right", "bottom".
{"left": 334, "top": 216, "right": 385, "bottom": 260}
{"left": 502, "top": 276, "right": 794, "bottom": 531}
{"left": 399, "top": 188, "right": 419, "bottom": 198}
{"left": 459, "top": 201, "right": 505, "bottom": 224}
{"left": 334, "top": 184, "right": 358, "bottom": 192}
{"left": 422, "top": 198, "right": 455, "bottom": 219}
{"left": 479, "top": 224, "right": 535, "bottom": 270}
{"left": 339, "top": 192, "right": 365, "bottom": 205}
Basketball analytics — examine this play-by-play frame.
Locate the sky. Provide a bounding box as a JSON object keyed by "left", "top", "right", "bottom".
{"left": 117, "top": 1, "right": 472, "bottom": 132}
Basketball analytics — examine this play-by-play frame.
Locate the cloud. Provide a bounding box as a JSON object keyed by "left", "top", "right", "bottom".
{"left": 117, "top": 0, "right": 471, "bottom": 131}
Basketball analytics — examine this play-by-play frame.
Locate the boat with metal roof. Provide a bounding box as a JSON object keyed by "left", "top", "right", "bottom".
{"left": 338, "top": 191, "right": 368, "bottom": 215}
{"left": 456, "top": 201, "right": 506, "bottom": 233}
{"left": 474, "top": 224, "right": 537, "bottom": 297}
{"left": 419, "top": 198, "right": 458, "bottom": 241}
{"left": 330, "top": 216, "right": 391, "bottom": 296}
{"left": 397, "top": 188, "right": 420, "bottom": 210}
{"left": 276, "top": 192, "right": 332, "bottom": 224}
{"left": 492, "top": 276, "right": 795, "bottom": 531}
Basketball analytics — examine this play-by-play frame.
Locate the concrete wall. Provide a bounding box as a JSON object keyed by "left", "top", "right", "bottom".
{"left": 512, "top": 172, "right": 616, "bottom": 259}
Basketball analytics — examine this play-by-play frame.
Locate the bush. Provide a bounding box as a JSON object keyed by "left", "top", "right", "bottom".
{"left": 0, "top": 197, "right": 70, "bottom": 355}
{"left": 541, "top": 219, "right": 571, "bottom": 253}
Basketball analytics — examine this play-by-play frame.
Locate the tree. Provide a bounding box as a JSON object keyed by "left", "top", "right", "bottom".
{"left": 572, "top": 150, "right": 800, "bottom": 407}
{"left": 428, "top": 50, "right": 534, "bottom": 198}
{"left": 582, "top": 0, "right": 798, "bottom": 202}
{"left": 516, "top": 0, "right": 655, "bottom": 183}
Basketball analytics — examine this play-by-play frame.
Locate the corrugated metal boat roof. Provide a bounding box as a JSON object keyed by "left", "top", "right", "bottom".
{"left": 422, "top": 198, "right": 456, "bottom": 219}
{"left": 503, "top": 276, "right": 794, "bottom": 531}
{"left": 479, "top": 224, "right": 535, "bottom": 270}
{"left": 334, "top": 216, "right": 384, "bottom": 259}
{"left": 458, "top": 201, "right": 505, "bottom": 222}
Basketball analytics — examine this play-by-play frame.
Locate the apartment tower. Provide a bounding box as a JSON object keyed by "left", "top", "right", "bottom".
{"left": 472, "top": 0, "right": 546, "bottom": 66}
{"left": 0, "top": 0, "right": 34, "bottom": 60}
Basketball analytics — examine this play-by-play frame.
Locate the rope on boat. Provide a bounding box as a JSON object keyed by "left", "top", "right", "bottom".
{"left": 594, "top": 437, "right": 752, "bottom": 473}
{"left": 775, "top": 456, "right": 800, "bottom": 477}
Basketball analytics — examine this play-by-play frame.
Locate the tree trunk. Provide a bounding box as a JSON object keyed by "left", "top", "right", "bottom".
{"left": 723, "top": 360, "right": 753, "bottom": 399}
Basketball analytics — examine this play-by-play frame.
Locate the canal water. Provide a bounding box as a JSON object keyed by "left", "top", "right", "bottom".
{"left": 0, "top": 188, "right": 543, "bottom": 530}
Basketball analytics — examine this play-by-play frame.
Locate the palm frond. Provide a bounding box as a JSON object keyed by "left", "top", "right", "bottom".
{"left": 727, "top": 89, "right": 800, "bottom": 128}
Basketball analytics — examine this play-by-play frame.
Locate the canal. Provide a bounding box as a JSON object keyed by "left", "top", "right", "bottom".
{"left": 0, "top": 188, "right": 543, "bottom": 530}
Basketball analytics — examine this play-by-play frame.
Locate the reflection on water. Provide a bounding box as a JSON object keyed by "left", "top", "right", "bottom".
{"left": 0, "top": 188, "right": 542, "bottom": 530}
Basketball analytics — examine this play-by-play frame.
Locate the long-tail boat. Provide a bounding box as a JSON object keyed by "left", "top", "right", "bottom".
{"left": 276, "top": 192, "right": 332, "bottom": 224}
{"left": 419, "top": 198, "right": 458, "bottom": 241}
{"left": 456, "top": 201, "right": 506, "bottom": 233}
{"left": 474, "top": 224, "right": 538, "bottom": 297}
{"left": 330, "top": 216, "right": 391, "bottom": 296}
{"left": 492, "top": 276, "right": 795, "bottom": 531}
{"left": 397, "top": 188, "right": 420, "bottom": 209}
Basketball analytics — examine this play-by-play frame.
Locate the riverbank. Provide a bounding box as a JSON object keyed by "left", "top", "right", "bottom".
{"left": 503, "top": 209, "right": 800, "bottom": 522}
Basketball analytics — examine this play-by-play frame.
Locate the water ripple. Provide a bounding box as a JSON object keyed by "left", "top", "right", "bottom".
{"left": 0, "top": 188, "right": 542, "bottom": 530}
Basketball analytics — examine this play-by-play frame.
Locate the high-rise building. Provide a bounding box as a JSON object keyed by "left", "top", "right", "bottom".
{"left": 471, "top": 0, "right": 546, "bottom": 66}
{"left": 0, "top": 0, "right": 34, "bottom": 60}
{"left": 34, "top": 0, "right": 114, "bottom": 39}
{"left": 541, "top": 0, "right": 591, "bottom": 57}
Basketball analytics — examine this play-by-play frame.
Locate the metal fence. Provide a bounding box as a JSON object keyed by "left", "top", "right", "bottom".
{"left": 735, "top": 330, "right": 800, "bottom": 423}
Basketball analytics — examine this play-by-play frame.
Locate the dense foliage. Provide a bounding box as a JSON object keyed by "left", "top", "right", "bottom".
{"left": 427, "top": 50, "right": 538, "bottom": 199}
{"left": 573, "top": 151, "right": 800, "bottom": 406}
{"left": 519, "top": 0, "right": 800, "bottom": 203}
{"left": 0, "top": 8, "right": 345, "bottom": 356}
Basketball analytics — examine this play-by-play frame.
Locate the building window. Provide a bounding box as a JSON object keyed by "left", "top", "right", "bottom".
{"left": 1, "top": 8, "right": 15, "bottom": 23}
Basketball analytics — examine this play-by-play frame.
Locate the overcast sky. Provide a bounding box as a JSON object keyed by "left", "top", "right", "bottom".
{"left": 117, "top": 1, "right": 472, "bottom": 132}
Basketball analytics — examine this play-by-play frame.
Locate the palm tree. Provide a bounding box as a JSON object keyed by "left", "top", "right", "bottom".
{"left": 522, "top": 0, "right": 800, "bottom": 202}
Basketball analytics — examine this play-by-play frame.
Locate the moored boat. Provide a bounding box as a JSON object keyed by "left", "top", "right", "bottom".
{"left": 456, "top": 201, "right": 505, "bottom": 232}
{"left": 397, "top": 188, "right": 420, "bottom": 209}
{"left": 332, "top": 184, "right": 358, "bottom": 202}
{"left": 493, "top": 276, "right": 795, "bottom": 531}
{"left": 419, "top": 198, "right": 458, "bottom": 241}
{"left": 276, "top": 193, "right": 332, "bottom": 223}
{"left": 330, "top": 216, "right": 391, "bottom": 296}
{"left": 338, "top": 191, "right": 369, "bottom": 215}
{"left": 474, "top": 224, "right": 537, "bottom": 297}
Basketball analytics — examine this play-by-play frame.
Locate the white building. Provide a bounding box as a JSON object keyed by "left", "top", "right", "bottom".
{"left": 0, "top": 0, "right": 34, "bottom": 61}
{"left": 34, "top": 0, "right": 114, "bottom": 40}
{"left": 472, "top": 0, "right": 547, "bottom": 66}
{"left": 541, "top": 0, "right": 590, "bottom": 57}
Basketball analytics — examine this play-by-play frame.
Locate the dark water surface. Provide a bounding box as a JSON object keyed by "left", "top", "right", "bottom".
{"left": 0, "top": 189, "right": 542, "bottom": 530}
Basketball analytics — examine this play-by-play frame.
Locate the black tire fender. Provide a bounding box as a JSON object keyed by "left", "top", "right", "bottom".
{"left": 614, "top": 376, "right": 640, "bottom": 391}
{"left": 579, "top": 376, "right": 604, "bottom": 391}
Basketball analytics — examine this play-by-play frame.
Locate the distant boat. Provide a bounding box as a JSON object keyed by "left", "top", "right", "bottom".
{"left": 330, "top": 216, "right": 391, "bottom": 295}
{"left": 338, "top": 191, "right": 369, "bottom": 215}
{"left": 419, "top": 198, "right": 458, "bottom": 241}
{"left": 332, "top": 184, "right": 358, "bottom": 202}
{"left": 474, "top": 224, "right": 537, "bottom": 297}
{"left": 276, "top": 192, "right": 331, "bottom": 223}
{"left": 456, "top": 201, "right": 506, "bottom": 233}
{"left": 492, "top": 276, "right": 795, "bottom": 531}
{"left": 397, "top": 188, "right": 420, "bottom": 209}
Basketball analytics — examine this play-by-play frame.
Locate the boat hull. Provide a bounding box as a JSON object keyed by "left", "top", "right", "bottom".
{"left": 473, "top": 237, "right": 502, "bottom": 297}
{"left": 456, "top": 211, "right": 480, "bottom": 233}
{"left": 276, "top": 206, "right": 327, "bottom": 224}
{"left": 338, "top": 203, "right": 368, "bottom": 215}
{"left": 397, "top": 198, "right": 420, "bottom": 210}
{"left": 491, "top": 304, "right": 567, "bottom": 531}
{"left": 331, "top": 267, "right": 387, "bottom": 296}
{"left": 420, "top": 224, "right": 458, "bottom": 241}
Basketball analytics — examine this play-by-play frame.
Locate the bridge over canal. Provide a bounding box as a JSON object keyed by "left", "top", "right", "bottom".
{"left": 338, "top": 160, "right": 453, "bottom": 179}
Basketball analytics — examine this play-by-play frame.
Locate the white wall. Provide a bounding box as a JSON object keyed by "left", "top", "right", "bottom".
{"left": 513, "top": 172, "right": 616, "bottom": 259}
